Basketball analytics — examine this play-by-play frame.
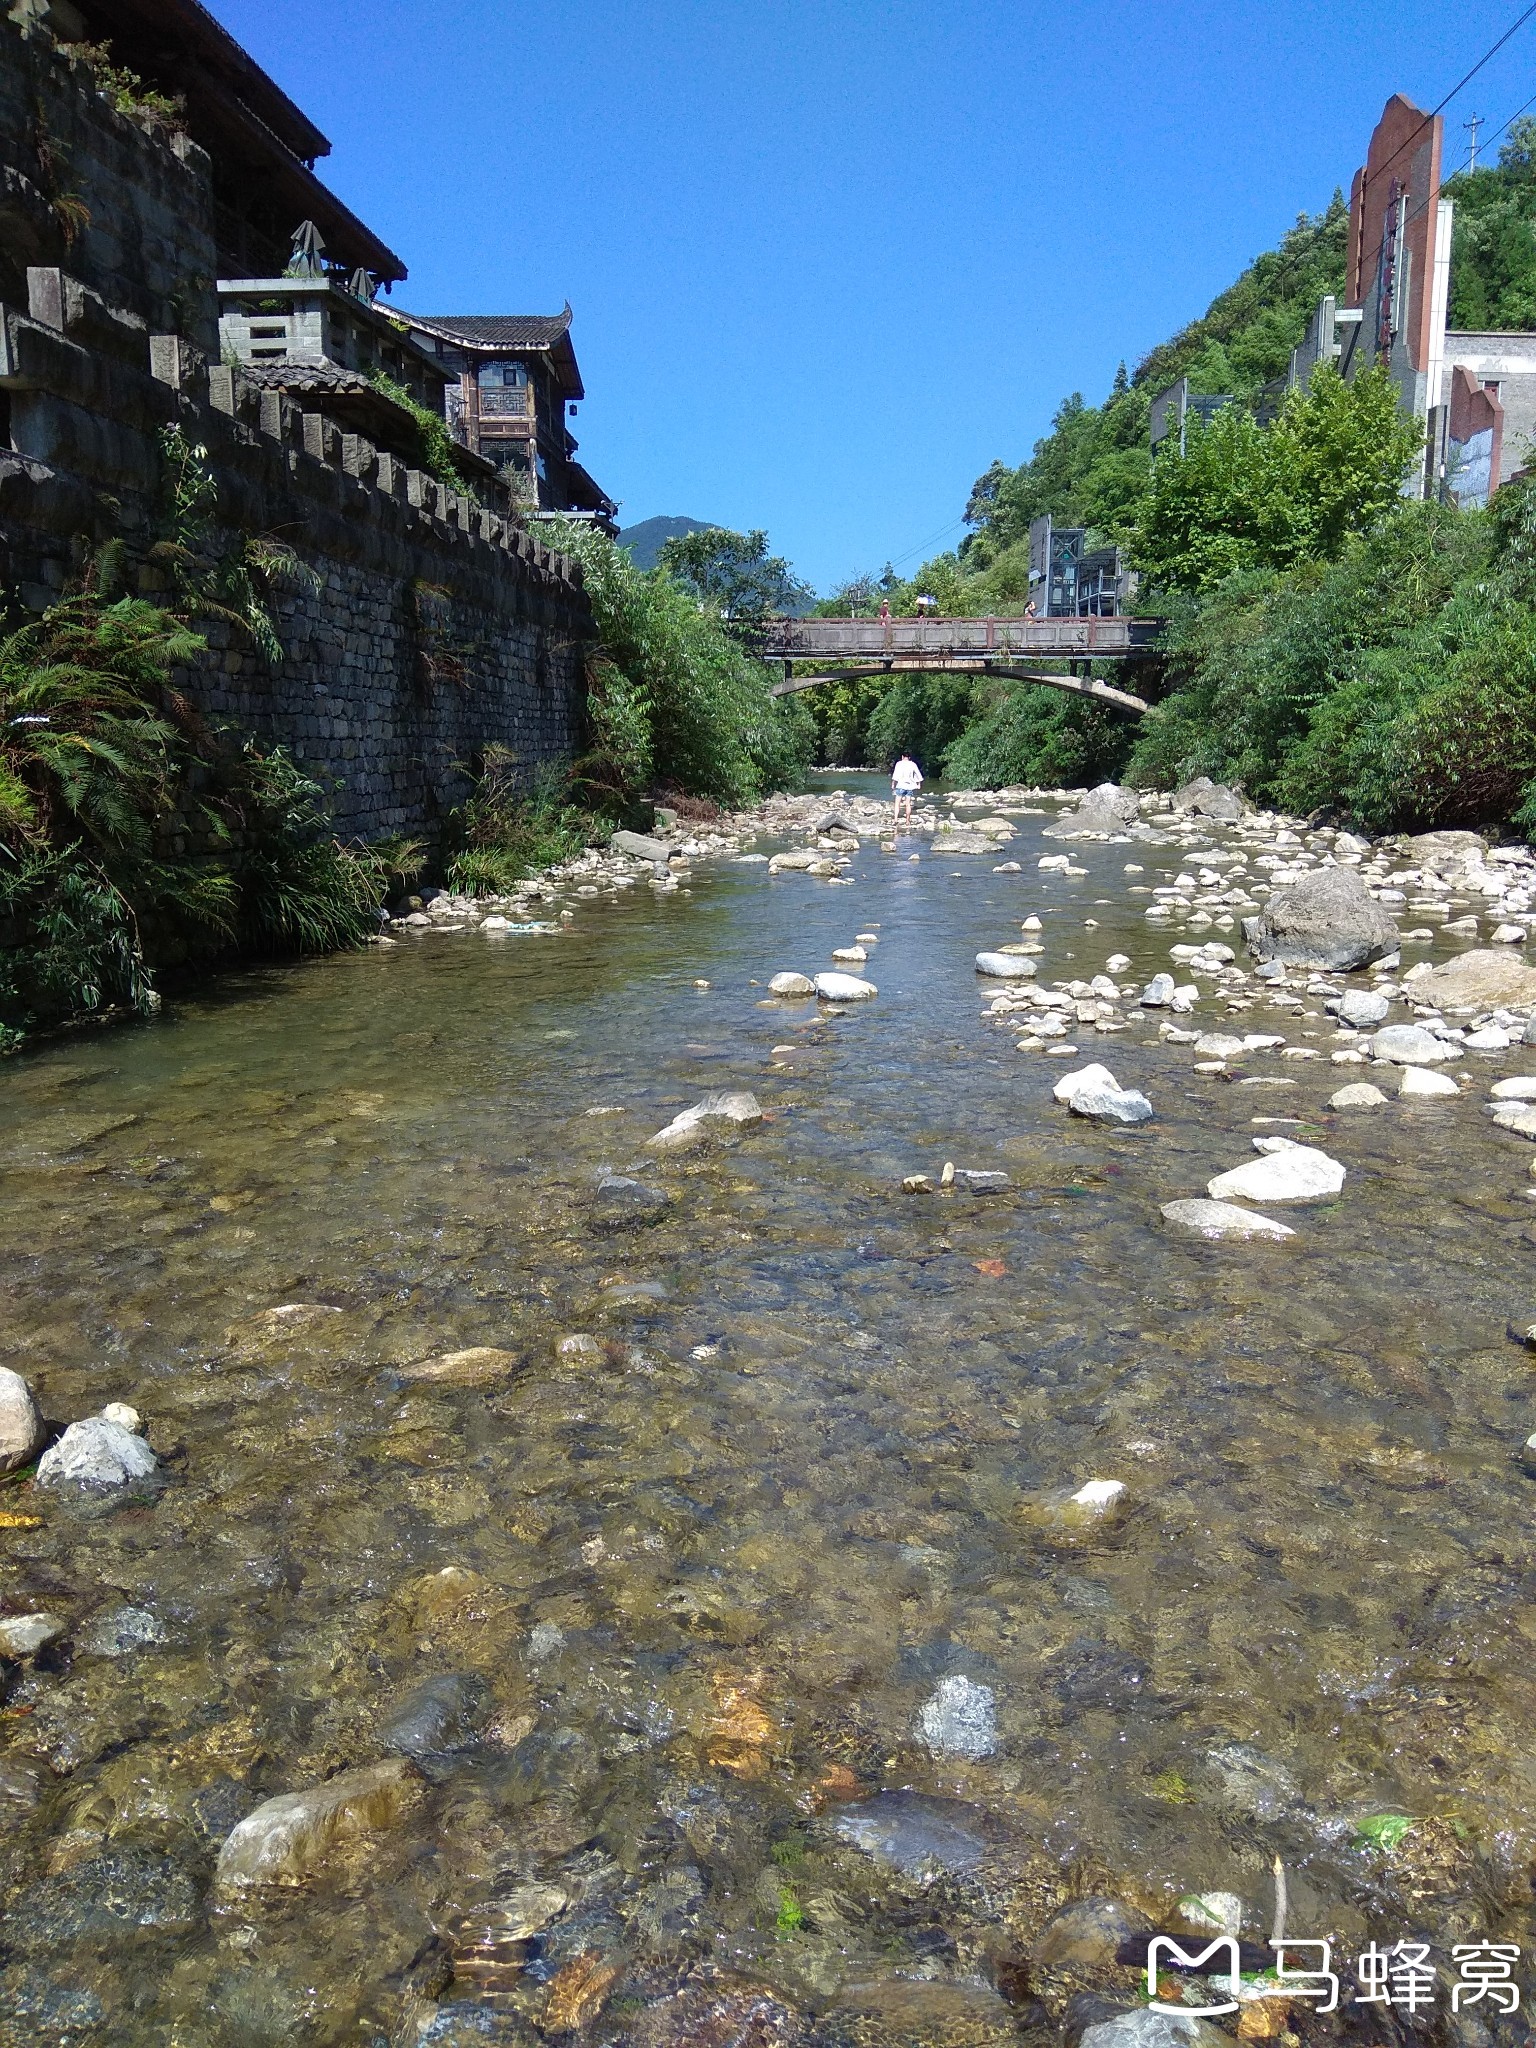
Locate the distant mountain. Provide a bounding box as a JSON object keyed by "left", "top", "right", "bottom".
{"left": 617, "top": 515, "right": 717, "bottom": 571}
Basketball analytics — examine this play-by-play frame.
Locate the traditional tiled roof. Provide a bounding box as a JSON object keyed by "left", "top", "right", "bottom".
{"left": 406, "top": 309, "right": 573, "bottom": 349}
{"left": 237, "top": 359, "right": 377, "bottom": 393}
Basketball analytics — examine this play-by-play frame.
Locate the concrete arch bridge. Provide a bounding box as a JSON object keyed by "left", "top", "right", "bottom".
{"left": 756, "top": 615, "right": 1161, "bottom": 716}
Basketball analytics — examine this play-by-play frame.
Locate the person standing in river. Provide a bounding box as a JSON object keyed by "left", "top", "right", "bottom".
{"left": 891, "top": 753, "right": 923, "bottom": 828}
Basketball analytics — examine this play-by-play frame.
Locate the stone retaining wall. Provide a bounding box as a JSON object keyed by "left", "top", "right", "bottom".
{"left": 0, "top": 11, "right": 592, "bottom": 840}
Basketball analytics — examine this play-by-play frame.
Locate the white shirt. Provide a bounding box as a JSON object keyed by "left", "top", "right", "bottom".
{"left": 892, "top": 760, "right": 923, "bottom": 792}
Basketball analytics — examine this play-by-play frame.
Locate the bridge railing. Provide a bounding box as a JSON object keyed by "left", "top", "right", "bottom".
{"left": 755, "top": 615, "right": 1160, "bottom": 659}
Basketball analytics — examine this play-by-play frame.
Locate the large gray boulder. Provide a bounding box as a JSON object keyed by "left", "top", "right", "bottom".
{"left": 1045, "top": 783, "right": 1140, "bottom": 837}
{"left": 36, "top": 1415, "right": 158, "bottom": 1491}
{"left": 1175, "top": 775, "right": 1246, "bottom": 820}
{"left": 1242, "top": 866, "right": 1398, "bottom": 970}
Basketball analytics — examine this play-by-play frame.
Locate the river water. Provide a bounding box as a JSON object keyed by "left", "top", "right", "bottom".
{"left": 2, "top": 779, "right": 1535, "bottom": 2044}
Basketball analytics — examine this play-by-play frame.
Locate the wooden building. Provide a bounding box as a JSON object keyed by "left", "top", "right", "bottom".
{"left": 403, "top": 311, "right": 618, "bottom": 532}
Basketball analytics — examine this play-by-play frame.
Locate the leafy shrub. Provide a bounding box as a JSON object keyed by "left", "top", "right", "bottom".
{"left": 446, "top": 753, "right": 590, "bottom": 894}
{"left": 944, "top": 683, "right": 1134, "bottom": 789}
{"left": 546, "top": 521, "right": 813, "bottom": 804}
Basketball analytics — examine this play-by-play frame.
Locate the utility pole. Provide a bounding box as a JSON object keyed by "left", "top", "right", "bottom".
{"left": 1465, "top": 111, "right": 1484, "bottom": 169}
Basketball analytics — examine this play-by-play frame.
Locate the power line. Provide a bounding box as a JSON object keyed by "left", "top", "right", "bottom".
{"left": 1361, "top": 0, "right": 1536, "bottom": 201}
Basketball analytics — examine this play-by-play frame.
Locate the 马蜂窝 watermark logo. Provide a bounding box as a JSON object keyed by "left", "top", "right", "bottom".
{"left": 1147, "top": 1938, "right": 1522, "bottom": 2018}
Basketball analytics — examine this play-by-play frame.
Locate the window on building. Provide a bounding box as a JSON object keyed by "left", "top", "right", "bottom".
{"left": 477, "top": 361, "right": 528, "bottom": 389}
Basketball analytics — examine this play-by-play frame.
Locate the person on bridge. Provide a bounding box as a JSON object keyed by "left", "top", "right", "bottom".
{"left": 891, "top": 753, "right": 923, "bottom": 828}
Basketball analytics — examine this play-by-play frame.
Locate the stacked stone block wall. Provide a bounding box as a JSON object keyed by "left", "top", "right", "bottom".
{"left": 0, "top": 10, "right": 592, "bottom": 840}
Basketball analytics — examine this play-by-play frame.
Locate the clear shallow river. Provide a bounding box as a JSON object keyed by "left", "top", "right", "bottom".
{"left": 2, "top": 780, "right": 1535, "bottom": 2045}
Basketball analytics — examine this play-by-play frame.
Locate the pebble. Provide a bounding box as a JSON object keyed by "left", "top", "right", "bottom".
{"left": 1339, "top": 989, "right": 1391, "bottom": 1027}
{"left": 1193, "top": 1032, "right": 1246, "bottom": 1058}
{"left": 831, "top": 946, "right": 867, "bottom": 963}
{"left": 814, "top": 972, "right": 877, "bottom": 1000}
{"left": 975, "top": 952, "right": 1037, "bottom": 978}
{"left": 916, "top": 1673, "right": 999, "bottom": 1759}
{"left": 1399, "top": 1066, "right": 1460, "bottom": 1097}
{"left": 1034, "top": 1896, "right": 1150, "bottom": 1968}
{"left": 591, "top": 1175, "right": 670, "bottom": 1230}
{"left": 1080, "top": 2008, "right": 1232, "bottom": 2048}
{"left": 768, "top": 971, "right": 815, "bottom": 996}
{"left": 1140, "top": 973, "right": 1176, "bottom": 1007}
{"left": 381, "top": 1672, "right": 489, "bottom": 1757}
{"left": 647, "top": 1089, "right": 763, "bottom": 1150}
{"left": 1161, "top": 1198, "right": 1296, "bottom": 1241}
{"left": 1331, "top": 1081, "right": 1387, "bottom": 1107}
{"left": 35, "top": 1414, "right": 159, "bottom": 1491}
{"left": 1208, "top": 1138, "right": 1345, "bottom": 1204}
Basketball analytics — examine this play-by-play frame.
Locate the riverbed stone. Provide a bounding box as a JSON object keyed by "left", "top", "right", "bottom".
{"left": 1161, "top": 1199, "right": 1295, "bottom": 1242}
{"left": 1400, "top": 1066, "right": 1460, "bottom": 1098}
{"left": 1242, "top": 865, "right": 1399, "bottom": 970}
{"left": 832, "top": 1791, "right": 987, "bottom": 1875}
{"left": 1492, "top": 1101, "right": 1536, "bottom": 1138}
{"left": 916, "top": 1674, "right": 998, "bottom": 1759}
{"left": 1492, "top": 1077, "right": 1536, "bottom": 1100}
{"left": 1331, "top": 1082, "right": 1388, "bottom": 1107}
{"left": 648, "top": 1090, "right": 764, "bottom": 1150}
{"left": 1034, "top": 1896, "right": 1151, "bottom": 1969}
{"left": 1412, "top": 948, "right": 1536, "bottom": 1013}
{"left": 1175, "top": 775, "right": 1246, "bottom": 820}
{"left": 381, "top": 1672, "right": 489, "bottom": 1757}
{"left": 814, "top": 972, "right": 877, "bottom": 1000}
{"left": 1140, "top": 973, "right": 1176, "bottom": 1007}
{"left": 1339, "top": 989, "right": 1391, "bottom": 1027}
{"left": 398, "top": 1347, "right": 519, "bottom": 1388}
{"left": 1047, "top": 783, "right": 1140, "bottom": 837}
{"left": 592, "top": 1175, "right": 670, "bottom": 1231}
{"left": 1208, "top": 1138, "right": 1344, "bottom": 1204}
{"left": 0, "top": 1368, "right": 43, "bottom": 1474}
{"left": 215, "top": 1758, "right": 424, "bottom": 1889}
{"left": 36, "top": 1415, "right": 159, "bottom": 1492}
{"left": 0, "top": 1612, "right": 65, "bottom": 1658}
{"left": 1193, "top": 1032, "right": 1246, "bottom": 1058}
{"left": 768, "top": 972, "right": 815, "bottom": 996}
{"left": 1370, "top": 1023, "right": 1458, "bottom": 1064}
{"left": 610, "top": 830, "right": 672, "bottom": 866}
{"left": 1080, "top": 2010, "right": 1231, "bottom": 2048}
{"left": 976, "top": 952, "right": 1037, "bottom": 978}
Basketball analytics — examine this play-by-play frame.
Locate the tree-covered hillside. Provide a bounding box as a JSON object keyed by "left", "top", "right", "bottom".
{"left": 1447, "top": 116, "right": 1536, "bottom": 330}
{"left": 962, "top": 197, "right": 1349, "bottom": 567}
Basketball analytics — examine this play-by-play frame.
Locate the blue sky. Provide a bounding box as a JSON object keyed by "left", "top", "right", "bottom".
{"left": 214, "top": 0, "right": 1536, "bottom": 591}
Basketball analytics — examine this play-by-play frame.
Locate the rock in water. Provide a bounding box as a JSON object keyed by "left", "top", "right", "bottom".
{"left": 1492, "top": 1077, "right": 1536, "bottom": 1100}
{"left": 1492, "top": 1101, "right": 1536, "bottom": 1138}
{"left": 1174, "top": 775, "right": 1246, "bottom": 820}
{"left": 1241, "top": 866, "right": 1399, "bottom": 970}
{"left": 0, "top": 1369, "right": 43, "bottom": 1474}
{"left": 591, "top": 1175, "right": 670, "bottom": 1231}
{"left": 768, "top": 971, "right": 815, "bottom": 996}
{"left": 215, "top": 1758, "right": 423, "bottom": 1888}
{"left": 975, "top": 952, "right": 1037, "bottom": 978}
{"left": 813, "top": 972, "right": 877, "bottom": 1000}
{"left": 609, "top": 830, "right": 672, "bottom": 866}
{"left": 917, "top": 1674, "right": 998, "bottom": 1759}
{"left": 381, "top": 1672, "right": 489, "bottom": 1757}
{"left": 1140, "top": 973, "right": 1176, "bottom": 1007}
{"left": 1410, "top": 948, "right": 1536, "bottom": 1013}
{"left": 1081, "top": 2013, "right": 1233, "bottom": 2048}
{"left": 1331, "top": 1082, "right": 1388, "bottom": 1108}
{"left": 1045, "top": 783, "right": 1140, "bottom": 837}
{"left": 1053, "top": 1064, "right": 1152, "bottom": 1123}
{"left": 832, "top": 1791, "right": 987, "bottom": 1875}
{"left": 1054, "top": 1063, "right": 1117, "bottom": 1102}
{"left": 1339, "top": 989, "right": 1390, "bottom": 1027}
{"left": 1034, "top": 1897, "right": 1151, "bottom": 1968}
{"left": 1072, "top": 1083, "right": 1154, "bottom": 1124}
{"left": 1399, "top": 1066, "right": 1459, "bottom": 1098}
{"left": 1369, "top": 1023, "right": 1457, "bottom": 1064}
{"left": 0, "top": 1613, "right": 64, "bottom": 1657}
{"left": 647, "top": 1090, "right": 764, "bottom": 1150}
{"left": 1208, "top": 1138, "right": 1344, "bottom": 1204}
{"left": 35, "top": 1415, "right": 158, "bottom": 1491}
{"left": 1161, "top": 1199, "right": 1295, "bottom": 1242}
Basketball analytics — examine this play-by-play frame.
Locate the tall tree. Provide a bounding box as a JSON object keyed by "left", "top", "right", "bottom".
{"left": 657, "top": 527, "right": 812, "bottom": 631}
